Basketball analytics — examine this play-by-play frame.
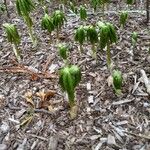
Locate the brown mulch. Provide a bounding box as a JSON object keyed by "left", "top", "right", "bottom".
{"left": 0, "top": 0, "right": 150, "bottom": 150}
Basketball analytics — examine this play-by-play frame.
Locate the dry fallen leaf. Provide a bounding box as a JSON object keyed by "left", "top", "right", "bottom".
{"left": 24, "top": 91, "right": 34, "bottom": 108}
{"left": 36, "top": 89, "right": 56, "bottom": 109}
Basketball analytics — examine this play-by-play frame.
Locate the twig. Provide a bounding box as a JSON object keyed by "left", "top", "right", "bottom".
{"left": 140, "top": 69, "right": 150, "bottom": 94}
{"left": 124, "top": 131, "right": 150, "bottom": 140}
{"left": 29, "top": 134, "right": 48, "bottom": 141}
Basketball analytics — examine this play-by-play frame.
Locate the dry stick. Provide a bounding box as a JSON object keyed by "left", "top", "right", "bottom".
{"left": 140, "top": 69, "right": 150, "bottom": 94}
{"left": 146, "top": 0, "right": 149, "bottom": 23}
{"left": 124, "top": 131, "right": 150, "bottom": 140}
{"left": 0, "top": 66, "right": 57, "bottom": 79}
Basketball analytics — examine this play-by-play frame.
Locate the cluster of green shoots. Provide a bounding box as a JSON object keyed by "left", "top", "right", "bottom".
{"left": 74, "top": 21, "right": 117, "bottom": 66}
{"left": 41, "top": 10, "right": 66, "bottom": 41}
{"left": 91, "top": 0, "right": 109, "bottom": 18}
{"left": 58, "top": 43, "right": 81, "bottom": 118}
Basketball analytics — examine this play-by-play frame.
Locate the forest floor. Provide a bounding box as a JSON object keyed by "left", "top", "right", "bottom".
{"left": 0, "top": 1, "right": 150, "bottom": 150}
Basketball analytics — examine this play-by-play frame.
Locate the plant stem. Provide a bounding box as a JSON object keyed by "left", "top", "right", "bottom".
{"left": 106, "top": 42, "right": 111, "bottom": 68}
{"left": 28, "top": 26, "right": 37, "bottom": 46}
{"left": 92, "top": 43, "right": 97, "bottom": 60}
{"left": 56, "top": 28, "right": 59, "bottom": 41}
{"left": 79, "top": 44, "right": 83, "bottom": 53}
{"left": 68, "top": 92, "right": 75, "bottom": 108}
{"left": 12, "top": 44, "right": 21, "bottom": 62}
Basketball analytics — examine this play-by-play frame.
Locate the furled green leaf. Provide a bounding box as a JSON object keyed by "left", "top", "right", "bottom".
{"left": 112, "top": 70, "right": 123, "bottom": 91}
{"left": 120, "top": 11, "right": 128, "bottom": 28}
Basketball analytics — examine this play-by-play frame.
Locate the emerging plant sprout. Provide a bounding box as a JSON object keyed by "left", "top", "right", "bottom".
{"left": 86, "top": 25, "right": 98, "bottom": 59}
{"left": 16, "top": 0, "right": 36, "bottom": 45}
{"left": 120, "top": 11, "right": 128, "bottom": 28}
{"left": 58, "top": 43, "right": 69, "bottom": 65}
{"left": 52, "top": 10, "right": 66, "bottom": 40}
{"left": 98, "top": 21, "right": 117, "bottom": 68}
{"left": 59, "top": 65, "right": 81, "bottom": 118}
{"left": 131, "top": 32, "right": 138, "bottom": 46}
{"left": 3, "top": 23, "right": 21, "bottom": 61}
{"left": 126, "top": 0, "right": 134, "bottom": 5}
{"left": 74, "top": 25, "right": 86, "bottom": 53}
{"left": 41, "top": 13, "right": 54, "bottom": 41}
{"left": 69, "top": 1, "right": 78, "bottom": 15}
{"left": 112, "top": 70, "right": 123, "bottom": 95}
{"left": 91, "top": 0, "right": 98, "bottom": 12}
{"left": 79, "top": 5, "right": 87, "bottom": 21}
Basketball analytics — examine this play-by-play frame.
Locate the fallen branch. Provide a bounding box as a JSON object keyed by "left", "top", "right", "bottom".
{"left": 0, "top": 65, "right": 57, "bottom": 80}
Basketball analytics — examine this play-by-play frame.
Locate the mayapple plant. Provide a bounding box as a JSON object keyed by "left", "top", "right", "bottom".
{"left": 74, "top": 25, "right": 86, "bottom": 53}
{"left": 3, "top": 23, "right": 21, "bottom": 61}
{"left": 16, "top": 0, "right": 37, "bottom": 46}
{"left": 131, "top": 32, "right": 138, "bottom": 46}
{"left": 98, "top": 21, "right": 117, "bottom": 68}
{"left": 79, "top": 5, "right": 87, "bottom": 22}
{"left": 58, "top": 43, "right": 69, "bottom": 65}
{"left": 112, "top": 70, "right": 123, "bottom": 95}
{"left": 59, "top": 65, "right": 81, "bottom": 118}
{"left": 86, "top": 25, "right": 98, "bottom": 59}
{"left": 52, "top": 10, "right": 66, "bottom": 40}
{"left": 120, "top": 11, "right": 128, "bottom": 28}
{"left": 41, "top": 13, "right": 54, "bottom": 42}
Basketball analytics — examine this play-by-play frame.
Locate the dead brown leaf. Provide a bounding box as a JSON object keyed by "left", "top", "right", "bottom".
{"left": 24, "top": 91, "right": 35, "bottom": 108}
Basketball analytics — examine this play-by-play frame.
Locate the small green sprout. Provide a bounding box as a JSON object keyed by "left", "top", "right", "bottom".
{"left": 58, "top": 43, "right": 69, "bottom": 65}
{"left": 79, "top": 5, "right": 87, "bottom": 21}
{"left": 75, "top": 25, "right": 86, "bottom": 53}
{"left": 98, "top": 21, "right": 117, "bottom": 68}
{"left": 112, "top": 70, "right": 123, "bottom": 95}
{"left": 3, "top": 23, "right": 21, "bottom": 61}
{"left": 120, "top": 11, "right": 128, "bottom": 28}
{"left": 91, "top": 0, "right": 98, "bottom": 12}
{"left": 126, "top": 0, "right": 134, "bottom": 5}
{"left": 69, "top": 2, "right": 78, "bottom": 15}
{"left": 52, "top": 10, "right": 66, "bottom": 40}
{"left": 16, "top": 0, "right": 36, "bottom": 46}
{"left": 86, "top": 25, "right": 98, "bottom": 59}
{"left": 59, "top": 65, "right": 81, "bottom": 118}
{"left": 0, "top": 3, "right": 6, "bottom": 13}
{"left": 131, "top": 32, "right": 138, "bottom": 46}
{"left": 41, "top": 13, "right": 54, "bottom": 41}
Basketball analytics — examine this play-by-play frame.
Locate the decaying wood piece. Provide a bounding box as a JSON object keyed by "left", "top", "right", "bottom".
{"left": 140, "top": 69, "right": 150, "bottom": 94}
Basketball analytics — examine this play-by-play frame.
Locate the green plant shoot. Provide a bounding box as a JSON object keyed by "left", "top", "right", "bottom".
{"left": 86, "top": 25, "right": 98, "bottom": 59}
{"left": 79, "top": 5, "right": 87, "bottom": 21}
{"left": 69, "top": 2, "right": 78, "bottom": 15}
{"left": 120, "top": 11, "right": 128, "bottom": 28}
{"left": 112, "top": 70, "right": 123, "bottom": 95}
{"left": 126, "top": 0, "right": 134, "bottom": 5}
{"left": 52, "top": 10, "right": 66, "bottom": 40}
{"left": 91, "top": 0, "right": 98, "bottom": 12}
{"left": 16, "top": 0, "right": 36, "bottom": 46}
{"left": 131, "top": 32, "right": 138, "bottom": 46}
{"left": 75, "top": 26, "right": 86, "bottom": 53}
{"left": 58, "top": 43, "right": 69, "bottom": 65}
{"left": 98, "top": 21, "right": 117, "bottom": 68}
{"left": 59, "top": 65, "right": 81, "bottom": 108}
{"left": 41, "top": 13, "right": 54, "bottom": 41}
{"left": 3, "top": 23, "right": 21, "bottom": 61}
